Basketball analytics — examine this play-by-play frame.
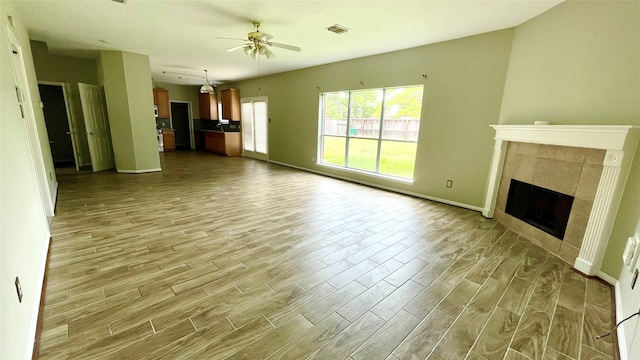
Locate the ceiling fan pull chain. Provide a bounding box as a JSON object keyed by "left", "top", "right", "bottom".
{"left": 258, "top": 56, "right": 262, "bottom": 91}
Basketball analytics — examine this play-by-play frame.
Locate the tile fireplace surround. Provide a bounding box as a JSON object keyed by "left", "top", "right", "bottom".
{"left": 483, "top": 125, "right": 640, "bottom": 279}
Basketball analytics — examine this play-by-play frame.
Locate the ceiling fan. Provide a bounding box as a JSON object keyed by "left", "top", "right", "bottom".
{"left": 219, "top": 22, "right": 301, "bottom": 59}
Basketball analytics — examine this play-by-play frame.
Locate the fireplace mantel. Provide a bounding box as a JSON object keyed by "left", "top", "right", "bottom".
{"left": 483, "top": 125, "right": 640, "bottom": 278}
{"left": 490, "top": 125, "right": 640, "bottom": 151}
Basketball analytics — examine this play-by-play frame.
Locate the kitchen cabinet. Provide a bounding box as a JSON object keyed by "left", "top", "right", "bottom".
{"left": 221, "top": 88, "right": 240, "bottom": 120}
{"left": 194, "top": 130, "right": 205, "bottom": 150}
{"left": 162, "top": 129, "right": 175, "bottom": 151}
{"left": 153, "top": 88, "right": 170, "bottom": 118}
{"left": 204, "top": 132, "right": 223, "bottom": 154}
{"left": 199, "top": 93, "right": 218, "bottom": 120}
{"left": 202, "top": 131, "right": 241, "bottom": 156}
{"left": 223, "top": 132, "right": 242, "bottom": 156}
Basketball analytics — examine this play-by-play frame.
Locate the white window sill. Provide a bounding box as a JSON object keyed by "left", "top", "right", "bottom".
{"left": 316, "top": 162, "right": 415, "bottom": 185}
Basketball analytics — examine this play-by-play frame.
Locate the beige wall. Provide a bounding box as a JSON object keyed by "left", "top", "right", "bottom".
{"left": 1, "top": 2, "right": 53, "bottom": 358}
{"left": 30, "top": 40, "right": 98, "bottom": 85}
{"left": 499, "top": 0, "right": 640, "bottom": 352}
{"left": 499, "top": 1, "right": 639, "bottom": 126}
{"left": 30, "top": 40, "right": 97, "bottom": 166}
{"left": 100, "top": 51, "right": 160, "bottom": 172}
{"left": 226, "top": 29, "right": 515, "bottom": 209}
{"left": 152, "top": 81, "right": 200, "bottom": 126}
{"left": 152, "top": 81, "right": 200, "bottom": 108}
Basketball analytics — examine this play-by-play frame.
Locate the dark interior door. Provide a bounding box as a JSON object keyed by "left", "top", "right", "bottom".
{"left": 171, "top": 102, "right": 190, "bottom": 148}
{"left": 39, "top": 84, "right": 75, "bottom": 167}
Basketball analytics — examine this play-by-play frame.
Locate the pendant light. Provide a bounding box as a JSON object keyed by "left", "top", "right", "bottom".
{"left": 199, "top": 70, "right": 215, "bottom": 94}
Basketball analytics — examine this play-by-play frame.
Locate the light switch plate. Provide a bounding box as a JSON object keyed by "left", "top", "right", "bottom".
{"left": 632, "top": 233, "right": 640, "bottom": 271}
{"left": 623, "top": 233, "right": 640, "bottom": 271}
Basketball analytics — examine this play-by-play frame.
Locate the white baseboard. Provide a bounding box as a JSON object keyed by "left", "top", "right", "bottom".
{"left": 267, "top": 160, "right": 484, "bottom": 213}
{"left": 598, "top": 271, "right": 617, "bottom": 285}
{"left": 116, "top": 168, "right": 162, "bottom": 174}
{"left": 614, "top": 281, "right": 628, "bottom": 360}
{"left": 28, "top": 234, "right": 51, "bottom": 359}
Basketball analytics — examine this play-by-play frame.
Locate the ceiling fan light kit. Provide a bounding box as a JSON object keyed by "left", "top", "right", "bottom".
{"left": 199, "top": 69, "right": 216, "bottom": 94}
{"left": 220, "top": 22, "right": 300, "bottom": 60}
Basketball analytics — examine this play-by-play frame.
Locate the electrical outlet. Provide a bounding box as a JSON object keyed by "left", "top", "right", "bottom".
{"left": 446, "top": 180, "right": 452, "bottom": 188}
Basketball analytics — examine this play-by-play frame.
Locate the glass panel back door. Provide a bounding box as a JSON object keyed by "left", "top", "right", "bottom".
{"left": 241, "top": 97, "right": 268, "bottom": 161}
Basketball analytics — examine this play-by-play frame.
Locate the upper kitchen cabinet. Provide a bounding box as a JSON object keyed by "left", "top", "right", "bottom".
{"left": 153, "top": 88, "right": 170, "bottom": 118}
{"left": 199, "top": 93, "right": 218, "bottom": 120}
{"left": 221, "top": 88, "right": 240, "bottom": 120}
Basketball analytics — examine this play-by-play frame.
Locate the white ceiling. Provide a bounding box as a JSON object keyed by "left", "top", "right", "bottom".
{"left": 14, "top": 0, "right": 562, "bottom": 85}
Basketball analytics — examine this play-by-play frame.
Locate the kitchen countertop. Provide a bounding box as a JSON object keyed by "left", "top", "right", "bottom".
{"left": 195, "top": 129, "right": 240, "bottom": 133}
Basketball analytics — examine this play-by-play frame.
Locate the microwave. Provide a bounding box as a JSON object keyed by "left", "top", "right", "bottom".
{"left": 154, "top": 105, "right": 158, "bottom": 117}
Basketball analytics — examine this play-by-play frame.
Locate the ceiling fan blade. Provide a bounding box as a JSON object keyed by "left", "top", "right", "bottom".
{"left": 267, "top": 42, "right": 301, "bottom": 52}
{"left": 215, "top": 36, "right": 249, "bottom": 41}
{"left": 226, "top": 44, "right": 250, "bottom": 52}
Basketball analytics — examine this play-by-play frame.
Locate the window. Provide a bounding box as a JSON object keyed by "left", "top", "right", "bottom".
{"left": 318, "top": 85, "right": 423, "bottom": 180}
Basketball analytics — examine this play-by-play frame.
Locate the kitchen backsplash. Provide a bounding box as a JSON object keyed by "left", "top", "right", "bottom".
{"left": 156, "top": 118, "right": 241, "bottom": 131}
{"left": 156, "top": 118, "right": 170, "bottom": 129}
{"left": 194, "top": 119, "right": 241, "bottom": 131}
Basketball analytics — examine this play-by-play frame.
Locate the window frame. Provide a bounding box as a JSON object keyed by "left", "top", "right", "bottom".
{"left": 317, "top": 85, "right": 423, "bottom": 182}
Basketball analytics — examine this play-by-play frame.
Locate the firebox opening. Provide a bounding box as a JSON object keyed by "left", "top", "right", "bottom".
{"left": 505, "top": 179, "right": 574, "bottom": 240}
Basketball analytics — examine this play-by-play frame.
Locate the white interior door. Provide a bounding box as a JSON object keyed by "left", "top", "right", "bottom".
{"left": 78, "top": 83, "right": 115, "bottom": 172}
{"left": 241, "top": 96, "right": 268, "bottom": 160}
{"left": 62, "top": 83, "right": 82, "bottom": 170}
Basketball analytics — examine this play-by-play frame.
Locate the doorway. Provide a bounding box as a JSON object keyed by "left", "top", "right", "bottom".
{"left": 170, "top": 101, "right": 193, "bottom": 149}
{"left": 39, "top": 84, "right": 76, "bottom": 168}
{"left": 78, "top": 83, "right": 115, "bottom": 172}
{"left": 241, "top": 96, "right": 268, "bottom": 160}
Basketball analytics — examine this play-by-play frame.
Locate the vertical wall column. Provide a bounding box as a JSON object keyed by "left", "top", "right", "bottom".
{"left": 99, "top": 51, "right": 160, "bottom": 173}
{"left": 482, "top": 139, "right": 506, "bottom": 218}
{"left": 574, "top": 150, "right": 630, "bottom": 275}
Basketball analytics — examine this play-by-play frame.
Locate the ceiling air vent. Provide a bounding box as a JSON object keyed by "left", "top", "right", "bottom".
{"left": 326, "top": 24, "right": 349, "bottom": 34}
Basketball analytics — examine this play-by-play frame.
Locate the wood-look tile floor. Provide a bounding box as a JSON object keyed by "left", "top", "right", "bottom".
{"left": 38, "top": 151, "right": 616, "bottom": 360}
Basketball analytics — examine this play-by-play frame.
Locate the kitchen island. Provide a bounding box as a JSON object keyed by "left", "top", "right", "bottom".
{"left": 195, "top": 130, "right": 242, "bottom": 156}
